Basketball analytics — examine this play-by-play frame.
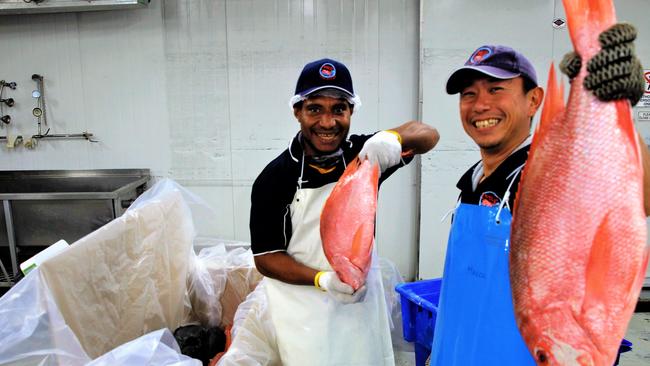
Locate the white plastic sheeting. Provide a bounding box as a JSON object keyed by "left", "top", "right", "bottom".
{"left": 87, "top": 329, "right": 199, "bottom": 366}
{"left": 0, "top": 178, "right": 409, "bottom": 365}
{"left": 0, "top": 179, "right": 208, "bottom": 365}
{"left": 187, "top": 239, "right": 263, "bottom": 329}
{"left": 217, "top": 281, "right": 280, "bottom": 366}
{"left": 217, "top": 256, "right": 408, "bottom": 366}
{"left": 0, "top": 267, "right": 90, "bottom": 366}
{"left": 38, "top": 185, "right": 195, "bottom": 358}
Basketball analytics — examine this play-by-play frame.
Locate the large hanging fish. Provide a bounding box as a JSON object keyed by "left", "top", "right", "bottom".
{"left": 320, "top": 158, "right": 379, "bottom": 290}
{"left": 510, "top": 0, "right": 649, "bottom": 364}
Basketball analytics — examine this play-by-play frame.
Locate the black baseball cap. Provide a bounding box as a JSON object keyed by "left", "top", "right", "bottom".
{"left": 290, "top": 58, "right": 360, "bottom": 106}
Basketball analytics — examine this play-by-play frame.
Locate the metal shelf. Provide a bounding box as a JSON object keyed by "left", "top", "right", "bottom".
{"left": 0, "top": 0, "right": 149, "bottom": 15}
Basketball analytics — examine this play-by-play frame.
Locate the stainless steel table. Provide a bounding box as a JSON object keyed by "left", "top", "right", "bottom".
{"left": 0, "top": 169, "right": 150, "bottom": 286}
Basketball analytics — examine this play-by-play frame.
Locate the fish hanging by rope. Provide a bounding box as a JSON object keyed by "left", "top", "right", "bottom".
{"left": 510, "top": 0, "right": 649, "bottom": 364}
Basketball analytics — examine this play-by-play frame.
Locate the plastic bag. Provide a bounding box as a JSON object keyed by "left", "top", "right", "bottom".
{"left": 216, "top": 281, "right": 280, "bottom": 366}
{"left": 0, "top": 179, "right": 201, "bottom": 364}
{"left": 87, "top": 329, "right": 201, "bottom": 366}
{"left": 38, "top": 184, "right": 196, "bottom": 358}
{"left": 0, "top": 268, "right": 90, "bottom": 366}
{"left": 186, "top": 238, "right": 263, "bottom": 329}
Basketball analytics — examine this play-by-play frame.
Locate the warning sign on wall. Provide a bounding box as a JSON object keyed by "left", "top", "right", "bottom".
{"left": 639, "top": 110, "right": 650, "bottom": 121}
{"left": 639, "top": 69, "right": 650, "bottom": 107}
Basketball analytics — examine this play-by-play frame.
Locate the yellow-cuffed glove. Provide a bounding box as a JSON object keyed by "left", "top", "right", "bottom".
{"left": 315, "top": 271, "right": 367, "bottom": 304}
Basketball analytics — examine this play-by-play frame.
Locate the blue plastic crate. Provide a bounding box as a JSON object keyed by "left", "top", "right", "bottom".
{"left": 614, "top": 339, "right": 633, "bottom": 365}
{"left": 395, "top": 278, "right": 632, "bottom": 366}
{"left": 395, "top": 278, "right": 442, "bottom": 366}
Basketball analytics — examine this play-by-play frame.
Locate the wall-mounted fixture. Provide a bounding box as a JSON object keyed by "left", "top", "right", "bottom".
{"left": 0, "top": 98, "right": 15, "bottom": 107}
{"left": 0, "top": 74, "right": 97, "bottom": 149}
{"left": 0, "top": 80, "right": 16, "bottom": 128}
{"left": 31, "top": 74, "right": 48, "bottom": 134}
{"left": 0, "top": 0, "right": 150, "bottom": 15}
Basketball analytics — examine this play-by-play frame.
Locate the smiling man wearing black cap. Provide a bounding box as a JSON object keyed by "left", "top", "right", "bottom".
{"left": 240, "top": 58, "right": 438, "bottom": 365}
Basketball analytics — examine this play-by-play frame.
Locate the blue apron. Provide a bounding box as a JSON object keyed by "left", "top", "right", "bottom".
{"left": 430, "top": 199, "right": 535, "bottom": 365}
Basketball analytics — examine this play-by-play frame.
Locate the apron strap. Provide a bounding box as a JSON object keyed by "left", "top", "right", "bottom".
{"left": 441, "top": 197, "right": 462, "bottom": 222}
{"left": 495, "top": 163, "right": 526, "bottom": 224}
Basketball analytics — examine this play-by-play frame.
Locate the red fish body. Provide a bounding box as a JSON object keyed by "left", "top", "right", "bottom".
{"left": 320, "top": 158, "right": 379, "bottom": 290}
{"left": 510, "top": 0, "right": 649, "bottom": 364}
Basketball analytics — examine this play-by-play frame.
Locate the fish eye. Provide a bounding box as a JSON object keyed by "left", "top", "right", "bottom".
{"left": 536, "top": 350, "right": 548, "bottom": 364}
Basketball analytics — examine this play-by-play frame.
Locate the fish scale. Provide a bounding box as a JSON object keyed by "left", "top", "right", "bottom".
{"left": 509, "top": 0, "right": 649, "bottom": 364}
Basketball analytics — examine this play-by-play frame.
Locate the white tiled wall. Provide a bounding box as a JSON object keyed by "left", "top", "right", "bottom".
{"left": 1, "top": 0, "right": 648, "bottom": 281}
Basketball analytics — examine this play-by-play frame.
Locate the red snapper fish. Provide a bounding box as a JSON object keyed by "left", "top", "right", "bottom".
{"left": 510, "top": 0, "right": 649, "bottom": 364}
{"left": 320, "top": 158, "right": 379, "bottom": 290}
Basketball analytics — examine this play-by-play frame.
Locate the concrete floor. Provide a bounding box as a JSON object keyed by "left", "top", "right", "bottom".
{"left": 394, "top": 311, "right": 650, "bottom": 366}
{"left": 620, "top": 312, "right": 650, "bottom": 366}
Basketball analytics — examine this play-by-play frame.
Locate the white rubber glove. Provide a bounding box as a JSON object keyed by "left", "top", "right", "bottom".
{"left": 358, "top": 130, "right": 402, "bottom": 173}
{"left": 316, "top": 271, "right": 367, "bottom": 304}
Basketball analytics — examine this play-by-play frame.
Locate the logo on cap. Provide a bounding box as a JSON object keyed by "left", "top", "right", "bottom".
{"left": 319, "top": 63, "right": 336, "bottom": 79}
{"left": 468, "top": 46, "right": 493, "bottom": 65}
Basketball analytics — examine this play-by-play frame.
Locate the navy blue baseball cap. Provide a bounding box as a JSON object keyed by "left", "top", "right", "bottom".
{"left": 446, "top": 45, "right": 538, "bottom": 94}
{"left": 290, "top": 58, "right": 361, "bottom": 106}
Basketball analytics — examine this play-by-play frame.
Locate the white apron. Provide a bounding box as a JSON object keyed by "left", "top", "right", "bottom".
{"left": 264, "top": 183, "right": 395, "bottom": 366}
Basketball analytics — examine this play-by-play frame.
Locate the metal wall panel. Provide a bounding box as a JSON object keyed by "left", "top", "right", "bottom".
{"left": 0, "top": 4, "right": 170, "bottom": 175}
{"left": 0, "top": 3, "right": 170, "bottom": 174}
{"left": 0, "top": 0, "right": 422, "bottom": 279}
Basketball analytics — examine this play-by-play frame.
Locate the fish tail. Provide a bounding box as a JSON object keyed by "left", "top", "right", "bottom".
{"left": 562, "top": 0, "right": 616, "bottom": 55}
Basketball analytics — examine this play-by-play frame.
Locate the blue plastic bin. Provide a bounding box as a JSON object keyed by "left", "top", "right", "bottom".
{"left": 614, "top": 339, "right": 633, "bottom": 365}
{"left": 395, "top": 278, "right": 632, "bottom": 366}
{"left": 395, "top": 278, "right": 442, "bottom": 366}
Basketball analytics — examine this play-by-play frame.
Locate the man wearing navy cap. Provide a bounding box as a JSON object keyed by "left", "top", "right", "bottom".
{"left": 429, "top": 41, "right": 648, "bottom": 365}
{"left": 445, "top": 45, "right": 543, "bottom": 211}
{"left": 241, "top": 58, "right": 438, "bottom": 365}
{"left": 428, "top": 44, "right": 543, "bottom": 366}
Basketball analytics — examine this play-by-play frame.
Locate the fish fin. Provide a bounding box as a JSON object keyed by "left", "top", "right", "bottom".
{"left": 350, "top": 223, "right": 373, "bottom": 263}
{"left": 536, "top": 63, "right": 565, "bottom": 143}
{"left": 346, "top": 157, "right": 362, "bottom": 177}
{"left": 584, "top": 210, "right": 647, "bottom": 354}
{"left": 516, "top": 64, "right": 566, "bottom": 213}
{"left": 616, "top": 100, "right": 642, "bottom": 165}
{"left": 584, "top": 213, "right": 616, "bottom": 304}
{"left": 562, "top": 0, "right": 616, "bottom": 55}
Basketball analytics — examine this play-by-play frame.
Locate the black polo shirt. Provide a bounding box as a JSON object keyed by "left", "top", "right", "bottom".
{"left": 457, "top": 144, "right": 530, "bottom": 210}
{"left": 250, "top": 132, "right": 410, "bottom": 256}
